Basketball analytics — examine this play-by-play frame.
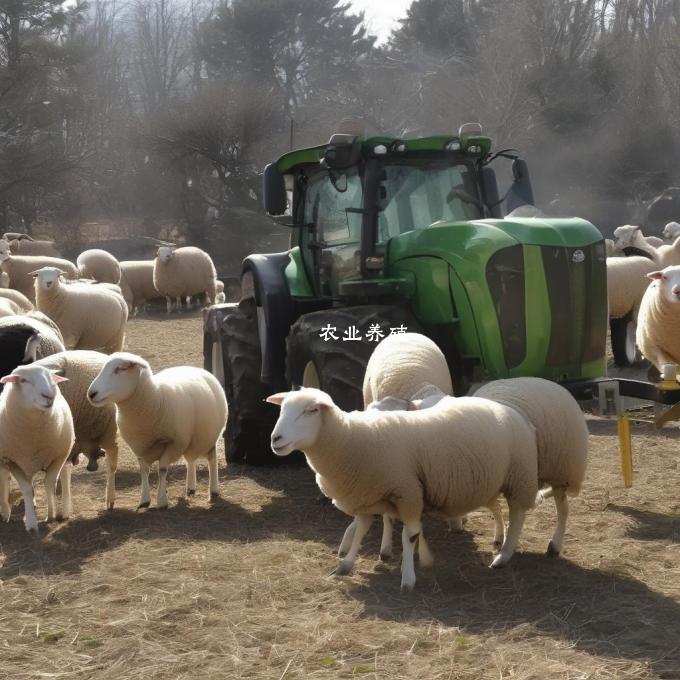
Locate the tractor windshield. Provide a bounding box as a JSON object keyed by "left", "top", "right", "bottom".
{"left": 377, "top": 160, "right": 481, "bottom": 241}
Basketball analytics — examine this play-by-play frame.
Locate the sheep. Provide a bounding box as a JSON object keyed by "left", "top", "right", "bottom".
{"left": 214, "top": 280, "right": 226, "bottom": 304}
{"left": 33, "top": 351, "right": 119, "bottom": 510}
{"left": 119, "top": 260, "right": 160, "bottom": 314}
{"left": 4, "top": 234, "right": 61, "bottom": 258}
{"left": 153, "top": 246, "right": 218, "bottom": 313}
{"left": 267, "top": 388, "right": 538, "bottom": 591}
{"left": 87, "top": 352, "right": 228, "bottom": 509}
{"left": 77, "top": 249, "right": 121, "bottom": 284}
{"left": 607, "top": 255, "right": 658, "bottom": 321}
{"left": 0, "top": 287, "right": 33, "bottom": 312}
{"left": 636, "top": 265, "right": 680, "bottom": 373}
{"left": 0, "top": 298, "right": 20, "bottom": 317}
{"left": 33, "top": 267, "right": 128, "bottom": 353}
{"left": 0, "top": 312, "right": 66, "bottom": 394}
{"left": 663, "top": 222, "right": 680, "bottom": 241}
{"left": 0, "top": 364, "right": 74, "bottom": 533}
{"left": 613, "top": 225, "right": 663, "bottom": 256}
{"left": 0, "top": 239, "right": 78, "bottom": 302}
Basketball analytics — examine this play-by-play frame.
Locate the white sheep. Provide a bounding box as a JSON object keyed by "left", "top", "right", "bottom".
{"left": 5, "top": 234, "right": 61, "bottom": 258}
{"left": 0, "top": 287, "right": 33, "bottom": 312}
{"left": 119, "top": 261, "right": 159, "bottom": 314}
{"left": 153, "top": 246, "right": 218, "bottom": 313}
{"left": 267, "top": 388, "right": 538, "bottom": 591}
{"left": 33, "top": 267, "right": 128, "bottom": 353}
{"left": 87, "top": 353, "right": 227, "bottom": 508}
{"left": 613, "top": 225, "right": 663, "bottom": 255}
{"left": 0, "top": 364, "right": 74, "bottom": 532}
{"left": 607, "top": 255, "right": 658, "bottom": 320}
{"left": 77, "top": 249, "right": 121, "bottom": 284}
{"left": 662, "top": 222, "right": 680, "bottom": 241}
{"left": 33, "top": 350, "right": 119, "bottom": 510}
{"left": 636, "top": 265, "right": 680, "bottom": 372}
{"left": 0, "top": 238, "right": 78, "bottom": 302}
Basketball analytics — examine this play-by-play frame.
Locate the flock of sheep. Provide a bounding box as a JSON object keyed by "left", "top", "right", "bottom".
{"left": 0, "top": 233, "right": 228, "bottom": 534}
{"left": 607, "top": 221, "right": 680, "bottom": 372}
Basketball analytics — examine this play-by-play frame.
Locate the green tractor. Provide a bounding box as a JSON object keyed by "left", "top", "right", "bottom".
{"left": 203, "top": 123, "right": 609, "bottom": 464}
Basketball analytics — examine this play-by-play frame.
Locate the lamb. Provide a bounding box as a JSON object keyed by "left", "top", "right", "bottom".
{"left": 119, "top": 260, "right": 160, "bottom": 314}
{"left": 33, "top": 351, "right": 119, "bottom": 510}
{"left": 663, "top": 222, "right": 680, "bottom": 241}
{"left": 4, "top": 233, "right": 61, "bottom": 258}
{"left": 0, "top": 287, "right": 33, "bottom": 312}
{"left": 267, "top": 388, "right": 538, "bottom": 590}
{"left": 0, "top": 364, "right": 74, "bottom": 533}
{"left": 636, "top": 265, "right": 680, "bottom": 372}
{"left": 77, "top": 249, "right": 121, "bottom": 284}
{"left": 153, "top": 246, "right": 218, "bottom": 313}
{"left": 87, "top": 353, "right": 227, "bottom": 508}
{"left": 0, "top": 239, "right": 78, "bottom": 302}
{"left": 613, "top": 225, "right": 663, "bottom": 256}
{"left": 33, "top": 267, "right": 128, "bottom": 353}
{"left": 0, "top": 312, "right": 66, "bottom": 393}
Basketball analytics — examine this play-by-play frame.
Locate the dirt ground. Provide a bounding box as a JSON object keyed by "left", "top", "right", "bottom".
{"left": 1, "top": 315, "right": 680, "bottom": 679}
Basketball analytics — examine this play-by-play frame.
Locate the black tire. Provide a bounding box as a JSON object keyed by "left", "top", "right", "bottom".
{"left": 610, "top": 311, "right": 639, "bottom": 366}
{"left": 220, "top": 299, "right": 288, "bottom": 465}
{"left": 286, "top": 306, "right": 420, "bottom": 411}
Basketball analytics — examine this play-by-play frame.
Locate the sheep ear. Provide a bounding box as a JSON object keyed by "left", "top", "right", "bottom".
{"left": 314, "top": 392, "right": 335, "bottom": 411}
{"left": 265, "top": 392, "right": 289, "bottom": 406}
{"left": 647, "top": 271, "right": 666, "bottom": 280}
{"left": 29, "top": 270, "right": 41, "bottom": 277}
{"left": 0, "top": 374, "right": 20, "bottom": 384}
{"left": 407, "top": 400, "right": 420, "bottom": 411}
{"left": 51, "top": 372, "right": 68, "bottom": 384}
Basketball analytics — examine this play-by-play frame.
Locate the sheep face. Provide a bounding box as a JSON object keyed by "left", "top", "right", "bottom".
{"left": 0, "top": 365, "right": 67, "bottom": 411}
{"left": 663, "top": 222, "right": 680, "bottom": 239}
{"left": 157, "top": 246, "right": 175, "bottom": 264}
{"left": 647, "top": 266, "right": 680, "bottom": 304}
{"left": 32, "top": 267, "right": 65, "bottom": 291}
{"left": 267, "top": 387, "right": 335, "bottom": 455}
{"left": 613, "top": 224, "right": 641, "bottom": 247}
{"left": 88, "top": 353, "right": 148, "bottom": 407}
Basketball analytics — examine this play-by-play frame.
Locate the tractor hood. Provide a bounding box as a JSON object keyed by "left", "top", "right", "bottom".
{"left": 387, "top": 216, "right": 603, "bottom": 270}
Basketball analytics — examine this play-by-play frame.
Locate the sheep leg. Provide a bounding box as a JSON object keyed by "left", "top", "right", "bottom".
{"left": 186, "top": 459, "right": 197, "bottom": 496}
{"left": 105, "top": 443, "right": 119, "bottom": 510}
{"left": 44, "top": 460, "right": 61, "bottom": 522}
{"left": 418, "top": 533, "right": 434, "bottom": 568}
{"left": 379, "top": 514, "right": 393, "bottom": 561}
{"left": 137, "top": 460, "right": 151, "bottom": 510}
{"left": 490, "top": 504, "right": 526, "bottom": 569}
{"left": 338, "top": 519, "right": 356, "bottom": 558}
{"left": 57, "top": 462, "right": 72, "bottom": 521}
{"left": 400, "top": 520, "right": 424, "bottom": 592}
{"left": 487, "top": 498, "right": 505, "bottom": 551}
{"left": 547, "top": 486, "right": 569, "bottom": 556}
{"left": 175, "top": 296, "right": 182, "bottom": 312}
{"left": 10, "top": 467, "right": 38, "bottom": 534}
{"left": 335, "top": 513, "right": 373, "bottom": 576}
{"left": 165, "top": 297, "right": 172, "bottom": 314}
{"left": 0, "top": 465, "right": 11, "bottom": 522}
{"left": 207, "top": 446, "right": 219, "bottom": 500}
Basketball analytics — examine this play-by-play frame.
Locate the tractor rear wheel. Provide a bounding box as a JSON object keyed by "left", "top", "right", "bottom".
{"left": 219, "top": 299, "right": 288, "bottom": 465}
{"left": 286, "top": 306, "right": 420, "bottom": 411}
{"left": 610, "top": 311, "right": 639, "bottom": 366}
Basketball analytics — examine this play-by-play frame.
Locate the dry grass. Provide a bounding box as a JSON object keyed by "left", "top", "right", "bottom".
{"left": 1, "top": 315, "right": 680, "bottom": 679}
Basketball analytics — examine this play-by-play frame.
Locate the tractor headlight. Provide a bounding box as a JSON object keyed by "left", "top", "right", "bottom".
{"left": 373, "top": 144, "right": 387, "bottom": 155}
{"left": 445, "top": 140, "right": 461, "bottom": 151}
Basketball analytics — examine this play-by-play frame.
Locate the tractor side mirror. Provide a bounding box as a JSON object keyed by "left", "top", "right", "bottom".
{"left": 263, "top": 163, "right": 288, "bottom": 216}
{"left": 505, "top": 159, "right": 535, "bottom": 213}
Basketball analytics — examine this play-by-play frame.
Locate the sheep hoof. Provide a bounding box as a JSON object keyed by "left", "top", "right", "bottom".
{"left": 546, "top": 541, "right": 560, "bottom": 557}
{"left": 107, "top": 503, "right": 114, "bottom": 511}
{"left": 157, "top": 504, "right": 168, "bottom": 511}
{"left": 335, "top": 560, "right": 352, "bottom": 576}
{"left": 137, "top": 501, "right": 150, "bottom": 511}
{"left": 55, "top": 514, "right": 66, "bottom": 522}
{"left": 379, "top": 552, "right": 392, "bottom": 562}
{"left": 493, "top": 540, "right": 503, "bottom": 552}
{"left": 489, "top": 555, "right": 509, "bottom": 569}
{"left": 400, "top": 579, "right": 415, "bottom": 593}
{"left": 209, "top": 492, "right": 220, "bottom": 501}
{"left": 186, "top": 489, "right": 196, "bottom": 497}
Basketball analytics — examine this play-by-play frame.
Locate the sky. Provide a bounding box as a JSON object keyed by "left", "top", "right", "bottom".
{"left": 350, "top": 0, "right": 412, "bottom": 43}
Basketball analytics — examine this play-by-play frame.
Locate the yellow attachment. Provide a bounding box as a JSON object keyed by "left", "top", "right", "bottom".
{"left": 617, "top": 415, "right": 633, "bottom": 488}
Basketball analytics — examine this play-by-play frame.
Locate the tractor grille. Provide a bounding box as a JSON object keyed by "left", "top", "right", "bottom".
{"left": 486, "top": 245, "right": 526, "bottom": 369}
{"left": 541, "top": 242, "right": 607, "bottom": 367}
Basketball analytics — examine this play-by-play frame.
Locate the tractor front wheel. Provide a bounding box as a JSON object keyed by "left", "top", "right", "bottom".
{"left": 610, "top": 311, "right": 639, "bottom": 367}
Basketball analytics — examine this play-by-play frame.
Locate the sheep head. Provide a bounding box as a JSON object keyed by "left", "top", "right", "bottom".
{"left": 0, "top": 364, "right": 67, "bottom": 412}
